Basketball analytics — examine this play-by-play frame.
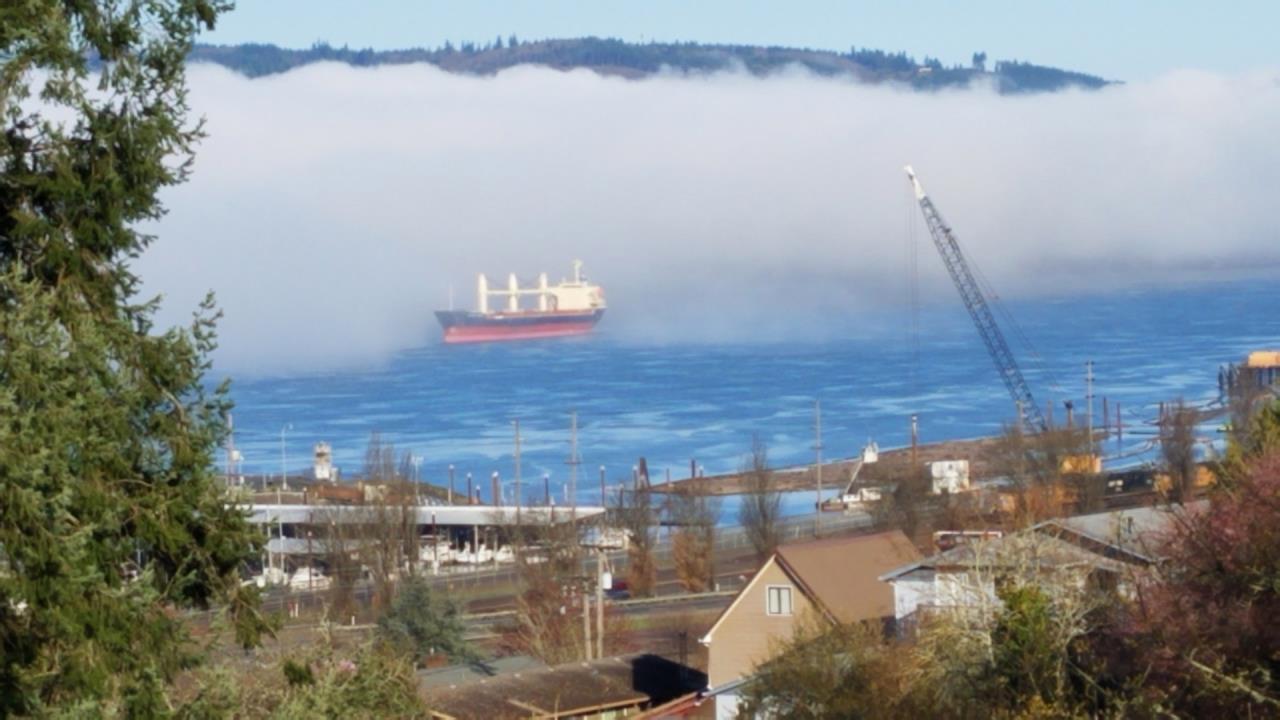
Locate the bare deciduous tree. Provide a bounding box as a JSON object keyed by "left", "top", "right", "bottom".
{"left": 738, "top": 434, "right": 782, "bottom": 561}
{"left": 619, "top": 481, "right": 657, "bottom": 598}
{"left": 302, "top": 435, "right": 427, "bottom": 626}
{"left": 909, "top": 532, "right": 1112, "bottom": 716}
{"left": 318, "top": 508, "right": 360, "bottom": 622}
{"left": 358, "top": 497, "right": 418, "bottom": 612}
{"left": 359, "top": 434, "right": 420, "bottom": 612}
{"left": 669, "top": 484, "right": 720, "bottom": 592}
{"left": 887, "top": 462, "right": 932, "bottom": 542}
{"left": 509, "top": 521, "right": 586, "bottom": 664}
{"left": 312, "top": 434, "right": 424, "bottom": 622}
{"left": 1160, "top": 399, "right": 1197, "bottom": 504}
{"left": 363, "top": 431, "right": 398, "bottom": 482}
{"left": 988, "top": 424, "right": 1092, "bottom": 527}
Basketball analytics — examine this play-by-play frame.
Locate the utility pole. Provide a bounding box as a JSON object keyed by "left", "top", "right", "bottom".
{"left": 513, "top": 419, "right": 522, "bottom": 524}
{"left": 431, "top": 511, "right": 439, "bottom": 574}
{"left": 1086, "top": 361, "right": 1095, "bottom": 457}
{"left": 599, "top": 465, "right": 606, "bottom": 508}
{"left": 814, "top": 399, "right": 823, "bottom": 537}
{"left": 411, "top": 454, "right": 422, "bottom": 505}
{"left": 582, "top": 584, "right": 593, "bottom": 661}
{"left": 910, "top": 414, "right": 919, "bottom": 470}
{"left": 568, "top": 411, "right": 580, "bottom": 520}
{"left": 280, "top": 423, "right": 292, "bottom": 491}
{"left": 448, "top": 464, "right": 455, "bottom": 504}
{"left": 273, "top": 511, "right": 283, "bottom": 581}
{"left": 1116, "top": 403, "right": 1123, "bottom": 446}
{"left": 595, "top": 547, "right": 605, "bottom": 659}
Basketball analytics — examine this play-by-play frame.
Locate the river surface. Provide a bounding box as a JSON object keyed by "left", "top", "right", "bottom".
{"left": 224, "top": 280, "right": 1278, "bottom": 515}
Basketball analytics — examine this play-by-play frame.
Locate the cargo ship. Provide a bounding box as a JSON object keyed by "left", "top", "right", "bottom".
{"left": 435, "top": 261, "right": 606, "bottom": 344}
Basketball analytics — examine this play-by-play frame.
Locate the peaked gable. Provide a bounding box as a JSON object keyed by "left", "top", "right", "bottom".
{"left": 775, "top": 530, "right": 922, "bottom": 624}
{"left": 703, "top": 530, "right": 921, "bottom": 641}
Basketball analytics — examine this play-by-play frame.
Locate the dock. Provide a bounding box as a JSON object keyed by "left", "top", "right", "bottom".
{"left": 647, "top": 436, "right": 1003, "bottom": 496}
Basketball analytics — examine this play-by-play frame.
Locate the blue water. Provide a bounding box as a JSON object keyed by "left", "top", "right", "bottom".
{"left": 225, "top": 280, "right": 1279, "bottom": 512}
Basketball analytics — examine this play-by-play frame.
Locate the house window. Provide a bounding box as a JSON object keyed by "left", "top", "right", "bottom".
{"left": 766, "top": 585, "right": 792, "bottom": 616}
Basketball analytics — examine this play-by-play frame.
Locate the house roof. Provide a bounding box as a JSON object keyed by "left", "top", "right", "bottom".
{"left": 1042, "top": 501, "right": 1205, "bottom": 562}
{"left": 775, "top": 530, "right": 923, "bottom": 624}
{"left": 880, "top": 532, "right": 1132, "bottom": 583}
{"left": 703, "top": 530, "right": 921, "bottom": 640}
{"left": 425, "top": 653, "right": 704, "bottom": 720}
{"left": 880, "top": 502, "right": 1205, "bottom": 582}
{"left": 246, "top": 503, "right": 605, "bottom": 527}
{"left": 418, "top": 655, "right": 546, "bottom": 693}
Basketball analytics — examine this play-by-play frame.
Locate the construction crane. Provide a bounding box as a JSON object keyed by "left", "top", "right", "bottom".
{"left": 905, "top": 166, "right": 1048, "bottom": 434}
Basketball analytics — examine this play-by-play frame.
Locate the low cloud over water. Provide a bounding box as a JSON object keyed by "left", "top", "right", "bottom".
{"left": 136, "top": 62, "right": 1280, "bottom": 373}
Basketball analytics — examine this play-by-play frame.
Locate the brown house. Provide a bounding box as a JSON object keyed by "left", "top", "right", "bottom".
{"left": 698, "top": 530, "right": 920, "bottom": 718}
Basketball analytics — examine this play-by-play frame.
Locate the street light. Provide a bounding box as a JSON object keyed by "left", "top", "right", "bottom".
{"left": 280, "top": 423, "right": 293, "bottom": 491}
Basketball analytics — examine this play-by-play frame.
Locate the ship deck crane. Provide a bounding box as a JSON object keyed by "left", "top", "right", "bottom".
{"left": 905, "top": 166, "right": 1048, "bottom": 434}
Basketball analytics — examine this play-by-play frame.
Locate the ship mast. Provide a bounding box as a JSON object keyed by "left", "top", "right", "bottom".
{"left": 477, "top": 273, "right": 489, "bottom": 314}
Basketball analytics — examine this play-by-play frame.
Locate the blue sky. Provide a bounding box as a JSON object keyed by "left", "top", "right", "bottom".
{"left": 206, "top": 1, "right": 1278, "bottom": 81}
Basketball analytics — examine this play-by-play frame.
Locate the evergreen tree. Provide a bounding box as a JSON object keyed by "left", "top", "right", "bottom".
{"left": 1219, "top": 398, "right": 1280, "bottom": 483}
{"left": 376, "top": 575, "right": 473, "bottom": 664}
{"left": 0, "top": 1, "right": 270, "bottom": 714}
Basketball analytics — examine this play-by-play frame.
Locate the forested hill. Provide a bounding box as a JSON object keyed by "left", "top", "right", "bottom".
{"left": 188, "top": 37, "right": 1111, "bottom": 94}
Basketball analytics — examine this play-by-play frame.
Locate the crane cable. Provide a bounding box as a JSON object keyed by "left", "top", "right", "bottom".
{"left": 965, "top": 245, "right": 1067, "bottom": 399}
{"left": 906, "top": 178, "right": 920, "bottom": 405}
{"left": 903, "top": 168, "right": 1064, "bottom": 421}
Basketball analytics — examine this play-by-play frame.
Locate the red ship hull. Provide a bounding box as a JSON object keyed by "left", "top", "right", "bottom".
{"left": 442, "top": 320, "right": 598, "bottom": 344}
{"left": 435, "top": 309, "right": 604, "bottom": 345}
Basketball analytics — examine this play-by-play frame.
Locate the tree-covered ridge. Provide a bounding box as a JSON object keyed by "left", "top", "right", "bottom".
{"left": 187, "top": 37, "right": 1112, "bottom": 93}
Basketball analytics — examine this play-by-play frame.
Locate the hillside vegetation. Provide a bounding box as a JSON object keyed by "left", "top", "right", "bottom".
{"left": 189, "top": 37, "right": 1111, "bottom": 94}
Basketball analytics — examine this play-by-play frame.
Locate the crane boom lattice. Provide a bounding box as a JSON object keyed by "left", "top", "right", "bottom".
{"left": 905, "top": 166, "right": 1047, "bottom": 434}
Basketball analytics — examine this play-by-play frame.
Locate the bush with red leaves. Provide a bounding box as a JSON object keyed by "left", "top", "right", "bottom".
{"left": 1125, "top": 453, "right": 1280, "bottom": 714}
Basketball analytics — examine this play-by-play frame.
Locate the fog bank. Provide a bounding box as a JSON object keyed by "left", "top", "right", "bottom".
{"left": 135, "top": 63, "right": 1280, "bottom": 374}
